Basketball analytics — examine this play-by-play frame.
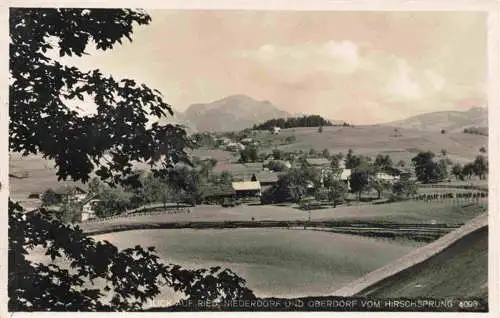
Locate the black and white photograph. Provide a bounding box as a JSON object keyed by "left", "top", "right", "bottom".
{"left": 4, "top": 0, "right": 499, "bottom": 315}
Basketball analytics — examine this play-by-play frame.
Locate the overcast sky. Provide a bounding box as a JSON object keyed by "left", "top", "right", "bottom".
{"left": 64, "top": 10, "right": 487, "bottom": 124}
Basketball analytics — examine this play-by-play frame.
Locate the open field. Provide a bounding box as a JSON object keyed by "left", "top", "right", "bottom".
{"left": 94, "top": 228, "right": 420, "bottom": 299}
{"left": 79, "top": 201, "right": 486, "bottom": 234}
{"left": 270, "top": 125, "right": 486, "bottom": 164}
{"left": 190, "top": 148, "right": 237, "bottom": 163}
{"left": 9, "top": 153, "right": 85, "bottom": 202}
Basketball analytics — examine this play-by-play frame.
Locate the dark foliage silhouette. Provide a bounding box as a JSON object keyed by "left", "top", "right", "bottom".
{"left": 9, "top": 8, "right": 255, "bottom": 311}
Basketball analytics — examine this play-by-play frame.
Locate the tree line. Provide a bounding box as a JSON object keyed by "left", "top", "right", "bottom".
{"left": 412, "top": 151, "right": 488, "bottom": 184}
{"left": 252, "top": 115, "right": 345, "bottom": 130}
{"left": 463, "top": 127, "right": 488, "bottom": 136}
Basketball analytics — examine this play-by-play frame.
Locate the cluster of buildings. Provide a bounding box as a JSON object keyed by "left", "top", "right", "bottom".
{"left": 203, "top": 170, "right": 282, "bottom": 205}
{"left": 27, "top": 186, "right": 100, "bottom": 222}
{"left": 214, "top": 127, "right": 281, "bottom": 152}
{"left": 215, "top": 136, "right": 247, "bottom": 152}
{"left": 203, "top": 155, "right": 407, "bottom": 205}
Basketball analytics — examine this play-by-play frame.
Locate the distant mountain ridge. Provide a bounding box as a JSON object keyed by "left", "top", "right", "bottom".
{"left": 384, "top": 107, "right": 487, "bottom": 132}
{"left": 174, "top": 94, "right": 291, "bottom": 132}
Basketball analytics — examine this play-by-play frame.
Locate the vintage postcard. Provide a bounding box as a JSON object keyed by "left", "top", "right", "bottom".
{"left": 3, "top": 0, "right": 499, "bottom": 316}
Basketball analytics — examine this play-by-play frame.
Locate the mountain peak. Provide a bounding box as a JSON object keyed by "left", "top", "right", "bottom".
{"left": 181, "top": 95, "right": 289, "bottom": 132}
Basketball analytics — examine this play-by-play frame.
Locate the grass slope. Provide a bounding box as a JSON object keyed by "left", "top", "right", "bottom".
{"left": 274, "top": 125, "right": 486, "bottom": 164}
{"left": 94, "top": 229, "right": 419, "bottom": 299}
{"left": 385, "top": 107, "right": 487, "bottom": 133}
{"left": 356, "top": 226, "right": 488, "bottom": 298}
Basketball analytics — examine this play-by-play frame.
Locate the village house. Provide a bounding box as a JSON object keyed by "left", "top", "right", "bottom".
{"left": 28, "top": 192, "right": 42, "bottom": 199}
{"left": 217, "top": 137, "right": 232, "bottom": 145}
{"left": 270, "top": 126, "right": 281, "bottom": 135}
{"left": 240, "top": 137, "right": 254, "bottom": 145}
{"left": 305, "top": 158, "right": 331, "bottom": 168}
{"left": 202, "top": 184, "right": 236, "bottom": 204}
{"left": 226, "top": 142, "right": 246, "bottom": 152}
{"left": 251, "top": 171, "right": 283, "bottom": 186}
{"left": 232, "top": 181, "right": 261, "bottom": 200}
{"left": 340, "top": 169, "right": 352, "bottom": 189}
{"left": 53, "top": 186, "right": 88, "bottom": 203}
{"left": 375, "top": 172, "right": 400, "bottom": 183}
{"left": 81, "top": 199, "right": 101, "bottom": 221}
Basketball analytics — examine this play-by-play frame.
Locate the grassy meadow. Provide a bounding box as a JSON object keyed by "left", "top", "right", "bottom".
{"left": 93, "top": 228, "right": 421, "bottom": 299}
{"left": 269, "top": 125, "right": 486, "bottom": 164}
{"left": 79, "top": 201, "right": 486, "bottom": 234}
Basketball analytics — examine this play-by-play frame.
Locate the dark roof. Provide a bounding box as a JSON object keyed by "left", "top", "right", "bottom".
{"left": 203, "top": 184, "right": 236, "bottom": 198}
{"left": 243, "top": 162, "right": 264, "bottom": 170}
{"left": 53, "top": 186, "right": 87, "bottom": 195}
{"left": 252, "top": 171, "right": 279, "bottom": 183}
{"left": 80, "top": 194, "right": 99, "bottom": 206}
{"left": 305, "top": 158, "right": 331, "bottom": 166}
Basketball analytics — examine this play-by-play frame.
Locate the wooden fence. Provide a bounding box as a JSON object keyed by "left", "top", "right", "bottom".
{"left": 80, "top": 207, "right": 192, "bottom": 224}
{"left": 418, "top": 184, "right": 488, "bottom": 192}
{"left": 407, "top": 191, "right": 488, "bottom": 207}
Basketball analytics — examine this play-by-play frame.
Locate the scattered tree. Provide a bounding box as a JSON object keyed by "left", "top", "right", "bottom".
{"left": 239, "top": 146, "right": 258, "bottom": 163}
{"left": 218, "top": 171, "right": 233, "bottom": 185}
{"left": 326, "top": 180, "right": 347, "bottom": 207}
{"left": 93, "top": 185, "right": 133, "bottom": 218}
{"left": 278, "top": 167, "right": 319, "bottom": 204}
{"left": 318, "top": 126, "right": 323, "bottom": 133}
{"left": 374, "top": 154, "right": 393, "bottom": 172}
{"left": 264, "top": 160, "right": 289, "bottom": 172}
{"left": 371, "top": 179, "right": 391, "bottom": 200}
{"left": 349, "top": 170, "right": 370, "bottom": 200}
{"left": 88, "top": 177, "right": 102, "bottom": 195}
{"left": 411, "top": 151, "right": 441, "bottom": 184}
{"left": 41, "top": 189, "right": 61, "bottom": 206}
{"left": 463, "top": 127, "right": 488, "bottom": 136}
{"left": 329, "top": 157, "right": 343, "bottom": 178}
{"left": 345, "top": 149, "right": 361, "bottom": 169}
{"left": 437, "top": 158, "right": 450, "bottom": 181}
{"left": 472, "top": 155, "right": 488, "bottom": 180}
{"left": 196, "top": 158, "right": 217, "bottom": 179}
{"left": 479, "top": 147, "right": 487, "bottom": 154}
{"left": 57, "top": 200, "right": 82, "bottom": 223}
{"left": 462, "top": 163, "right": 475, "bottom": 180}
{"left": 451, "top": 163, "right": 464, "bottom": 181}
{"left": 392, "top": 179, "right": 418, "bottom": 200}
{"left": 321, "top": 148, "right": 330, "bottom": 159}
{"left": 272, "top": 149, "right": 285, "bottom": 160}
